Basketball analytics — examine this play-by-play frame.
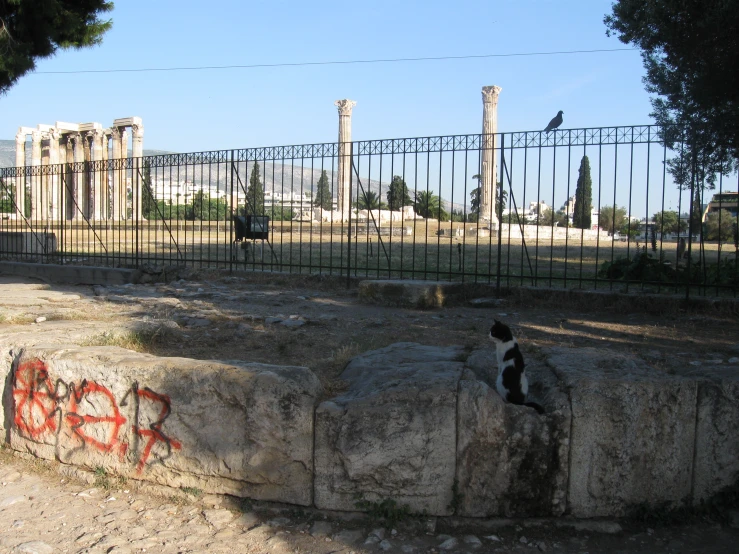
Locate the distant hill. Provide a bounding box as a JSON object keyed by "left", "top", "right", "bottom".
{"left": 0, "top": 139, "right": 172, "bottom": 168}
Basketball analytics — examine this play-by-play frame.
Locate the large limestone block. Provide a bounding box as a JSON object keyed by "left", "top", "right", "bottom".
{"left": 546, "top": 347, "right": 696, "bottom": 517}
{"left": 678, "top": 364, "right": 739, "bottom": 501}
{"left": 314, "top": 342, "right": 465, "bottom": 516}
{"left": 7, "top": 345, "right": 322, "bottom": 505}
{"left": 456, "top": 358, "right": 570, "bottom": 517}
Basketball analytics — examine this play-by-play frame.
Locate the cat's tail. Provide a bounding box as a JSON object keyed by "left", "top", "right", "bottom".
{"left": 524, "top": 402, "right": 545, "bottom": 415}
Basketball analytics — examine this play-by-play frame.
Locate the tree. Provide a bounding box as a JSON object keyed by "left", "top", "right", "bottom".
{"left": 355, "top": 190, "right": 383, "bottom": 210}
{"left": 598, "top": 205, "right": 628, "bottom": 235}
{"left": 386, "top": 175, "right": 412, "bottom": 211}
{"left": 245, "top": 162, "right": 265, "bottom": 216}
{"left": 704, "top": 209, "right": 735, "bottom": 241}
{"left": 192, "top": 190, "right": 228, "bottom": 221}
{"left": 141, "top": 161, "right": 157, "bottom": 219}
{"left": 652, "top": 210, "right": 686, "bottom": 235}
{"left": 0, "top": 1, "right": 113, "bottom": 95}
{"left": 414, "top": 190, "right": 449, "bottom": 222}
{"left": 573, "top": 155, "right": 593, "bottom": 229}
{"left": 535, "top": 207, "right": 568, "bottom": 227}
{"left": 313, "top": 170, "right": 333, "bottom": 211}
{"left": 604, "top": 1, "right": 739, "bottom": 191}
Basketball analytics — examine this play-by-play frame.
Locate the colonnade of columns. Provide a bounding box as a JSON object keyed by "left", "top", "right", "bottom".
{"left": 13, "top": 116, "right": 144, "bottom": 221}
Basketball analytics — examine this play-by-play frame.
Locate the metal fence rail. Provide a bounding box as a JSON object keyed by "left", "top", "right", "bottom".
{"left": 1, "top": 125, "right": 737, "bottom": 297}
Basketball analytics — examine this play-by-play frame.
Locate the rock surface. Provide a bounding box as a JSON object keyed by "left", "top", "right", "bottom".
{"left": 546, "top": 346, "right": 697, "bottom": 517}
{"left": 456, "top": 358, "right": 570, "bottom": 517}
{"left": 5, "top": 345, "right": 322, "bottom": 505}
{"left": 314, "top": 342, "right": 465, "bottom": 515}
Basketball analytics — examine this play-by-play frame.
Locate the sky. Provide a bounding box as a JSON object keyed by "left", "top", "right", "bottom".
{"left": 1, "top": 0, "right": 652, "bottom": 151}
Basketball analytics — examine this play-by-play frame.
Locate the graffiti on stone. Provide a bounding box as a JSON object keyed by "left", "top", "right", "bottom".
{"left": 11, "top": 358, "right": 181, "bottom": 473}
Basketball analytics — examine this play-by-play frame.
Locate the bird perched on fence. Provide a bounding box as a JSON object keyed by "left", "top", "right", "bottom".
{"left": 544, "top": 111, "right": 564, "bottom": 133}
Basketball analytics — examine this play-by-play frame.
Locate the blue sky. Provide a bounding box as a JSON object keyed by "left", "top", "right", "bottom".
{"left": 1, "top": 0, "right": 651, "bottom": 151}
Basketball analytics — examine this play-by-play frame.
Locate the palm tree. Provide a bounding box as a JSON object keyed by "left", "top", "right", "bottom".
{"left": 414, "top": 190, "right": 449, "bottom": 221}
{"left": 355, "top": 190, "right": 382, "bottom": 210}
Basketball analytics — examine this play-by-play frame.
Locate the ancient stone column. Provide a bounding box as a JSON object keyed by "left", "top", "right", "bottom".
{"left": 64, "top": 135, "right": 76, "bottom": 220}
{"left": 14, "top": 129, "right": 26, "bottom": 217}
{"left": 30, "top": 130, "right": 42, "bottom": 220}
{"left": 481, "top": 85, "right": 502, "bottom": 230}
{"left": 48, "top": 128, "right": 61, "bottom": 220}
{"left": 131, "top": 120, "right": 144, "bottom": 219}
{"left": 335, "top": 99, "right": 356, "bottom": 220}
{"left": 72, "top": 133, "right": 84, "bottom": 220}
{"left": 91, "top": 129, "right": 105, "bottom": 220}
{"left": 111, "top": 127, "right": 123, "bottom": 221}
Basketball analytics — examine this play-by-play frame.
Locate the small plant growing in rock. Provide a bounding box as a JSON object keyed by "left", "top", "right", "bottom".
{"left": 354, "top": 495, "right": 412, "bottom": 527}
{"left": 180, "top": 486, "right": 203, "bottom": 498}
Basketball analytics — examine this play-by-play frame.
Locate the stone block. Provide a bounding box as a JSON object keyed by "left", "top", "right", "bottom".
{"left": 7, "top": 346, "right": 322, "bottom": 505}
{"left": 678, "top": 364, "right": 739, "bottom": 501}
{"left": 456, "top": 359, "right": 570, "bottom": 517}
{"left": 314, "top": 343, "right": 465, "bottom": 516}
{"left": 546, "top": 347, "right": 696, "bottom": 517}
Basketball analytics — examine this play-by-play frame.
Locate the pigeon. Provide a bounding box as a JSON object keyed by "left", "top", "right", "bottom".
{"left": 544, "top": 110, "right": 564, "bottom": 133}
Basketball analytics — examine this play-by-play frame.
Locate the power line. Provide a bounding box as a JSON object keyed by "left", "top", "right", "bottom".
{"left": 35, "top": 48, "right": 636, "bottom": 75}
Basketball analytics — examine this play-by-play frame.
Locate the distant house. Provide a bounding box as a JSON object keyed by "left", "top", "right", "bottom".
{"left": 701, "top": 191, "right": 738, "bottom": 222}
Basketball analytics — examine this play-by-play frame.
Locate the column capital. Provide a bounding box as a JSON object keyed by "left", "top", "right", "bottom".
{"left": 110, "top": 126, "right": 123, "bottom": 140}
{"left": 334, "top": 99, "right": 357, "bottom": 116}
{"left": 48, "top": 128, "right": 61, "bottom": 141}
{"left": 131, "top": 122, "right": 144, "bottom": 136}
{"left": 31, "top": 130, "right": 42, "bottom": 141}
{"left": 482, "top": 85, "right": 503, "bottom": 103}
{"left": 15, "top": 131, "right": 26, "bottom": 144}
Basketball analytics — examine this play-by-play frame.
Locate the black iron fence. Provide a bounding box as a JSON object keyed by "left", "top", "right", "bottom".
{"left": 1, "top": 125, "right": 738, "bottom": 297}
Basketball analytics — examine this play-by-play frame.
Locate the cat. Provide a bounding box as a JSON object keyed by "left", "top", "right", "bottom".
{"left": 489, "top": 319, "right": 545, "bottom": 414}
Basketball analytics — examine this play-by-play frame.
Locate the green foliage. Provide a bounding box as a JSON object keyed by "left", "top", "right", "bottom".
{"left": 245, "top": 162, "right": 265, "bottom": 216}
{"left": 0, "top": 1, "right": 114, "bottom": 94}
{"left": 141, "top": 161, "right": 157, "bottom": 219}
{"left": 0, "top": 178, "right": 14, "bottom": 213}
{"left": 354, "top": 496, "right": 412, "bottom": 527}
{"left": 355, "top": 189, "right": 383, "bottom": 210}
{"left": 191, "top": 191, "right": 228, "bottom": 221}
{"left": 573, "top": 155, "right": 593, "bottom": 229}
{"left": 414, "top": 190, "right": 449, "bottom": 221}
{"left": 704, "top": 209, "right": 735, "bottom": 241}
{"left": 268, "top": 205, "right": 294, "bottom": 221}
{"left": 93, "top": 466, "right": 125, "bottom": 491}
{"left": 652, "top": 210, "right": 686, "bottom": 235}
{"left": 470, "top": 177, "right": 506, "bottom": 219}
{"left": 598, "top": 205, "right": 628, "bottom": 235}
{"left": 386, "top": 175, "right": 412, "bottom": 211}
{"left": 501, "top": 212, "right": 525, "bottom": 225}
{"left": 605, "top": 1, "right": 739, "bottom": 190}
{"left": 180, "top": 486, "right": 203, "bottom": 498}
{"left": 535, "top": 207, "right": 568, "bottom": 227}
{"left": 313, "top": 170, "right": 333, "bottom": 211}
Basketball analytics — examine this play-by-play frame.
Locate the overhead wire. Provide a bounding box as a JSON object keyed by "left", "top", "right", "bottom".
{"left": 34, "top": 48, "right": 636, "bottom": 75}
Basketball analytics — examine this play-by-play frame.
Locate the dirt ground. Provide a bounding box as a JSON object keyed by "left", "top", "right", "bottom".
{"left": 1, "top": 270, "right": 738, "bottom": 553}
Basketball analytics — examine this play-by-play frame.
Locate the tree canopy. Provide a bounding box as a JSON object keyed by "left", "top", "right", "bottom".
{"left": 386, "top": 176, "right": 412, "bottom": 211}
{"left": 652, "top": 210, "right": 686, "bottom": 235}
{"left": 313, "top": 170, "right": 333, "bottom": 211}
{"left": 1, "top": 1, "right": 114, "bottom": 95}
{"left": 414, "top": 190, "right": 449, "bottom": 221}
{"left": 573, "top": 155, "right": 592, "bottom": 229}
{"left": 604, "top": 0, "right": 739, "bottom": 189}
{"left": 245, "top": 162, "right": 265, "bottom": 216}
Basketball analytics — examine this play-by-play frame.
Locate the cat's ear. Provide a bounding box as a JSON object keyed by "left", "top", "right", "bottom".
{"left": 493, "top": 319, "right": 500, "bottom": 324}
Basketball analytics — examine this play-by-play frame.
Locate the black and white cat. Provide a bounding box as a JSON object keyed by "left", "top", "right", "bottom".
{"left": 489, "top": 319, "right": 545, "bottom": 414}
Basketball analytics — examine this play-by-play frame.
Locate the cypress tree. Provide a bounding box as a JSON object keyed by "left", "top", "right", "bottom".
{"left": 313, "top": 170, "right": 333, "bottom": 211}
{"left": 246, "top": 162, "right": 265, "bottom": 216}
{"left": 573, "top": 155, "right": 593, "bottom": 229}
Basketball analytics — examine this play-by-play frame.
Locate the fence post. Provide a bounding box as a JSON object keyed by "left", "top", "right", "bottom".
{"left": 346, "top": 142, "right": 353, "bottom": 289}
{"left": 229, "top": 150, "right": 235, "bottom": 273}
{"left": 496, "top": 133, "right": 505, "bottom": 297}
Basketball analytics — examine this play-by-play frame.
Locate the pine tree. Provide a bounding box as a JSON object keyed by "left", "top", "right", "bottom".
{"left": 313, "top": 170, "right": 333, "bottom": 211}
{"left": 246, "top": 162, "right": 265, "bottom": 216}
{"left": 573, "top": 155, "right": 592, "bottom": 229}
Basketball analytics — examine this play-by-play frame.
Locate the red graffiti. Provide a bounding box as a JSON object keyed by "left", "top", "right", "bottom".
{"left": 12, "top": 359, "right": 58, "bottom": 439}
{"left": 133, "top": 388, "right": 182, "bottom": 474}
{"left": 66, "top": 381, "right": 128, "bottom": 456}
{"left": 12, "top": 358, "right": 181, "bottom": 474}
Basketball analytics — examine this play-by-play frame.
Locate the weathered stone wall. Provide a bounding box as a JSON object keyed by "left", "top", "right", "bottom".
{"left": 1, "top": 340, "right": 737, "bottom": 519}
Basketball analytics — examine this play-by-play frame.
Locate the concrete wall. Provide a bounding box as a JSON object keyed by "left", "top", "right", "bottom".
{"left": 1, "top": 340, "right": 737, "bottom": 519}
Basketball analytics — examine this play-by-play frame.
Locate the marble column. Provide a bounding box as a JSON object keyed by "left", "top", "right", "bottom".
{"left": 72, "top": 133, "right": 84, "bottom": 220}
{"left": 131, "top": 121, "right": 144, "bottom": 219}
{"left": 65, "top": 135, "right": 76, "bottom": 220}
{"left": 48, "top": 128, "right": 61, "bottom": 220}
{"left": 335, "top": 99, "right": 356, "bottom": 220}
{"left": 14, "top": 130, "right": 26, "bottom": 217}
{"left": 111, "top": 127, "right": 123, "bottom": 221}
{"left": 481, "top": 85, "right": 502, "bottom": 230}
{"left": 91, "top": 129, "right": 105, "bottom": 220}
{"left": 30, "top": 130, "right": 42, "bottom": 220}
